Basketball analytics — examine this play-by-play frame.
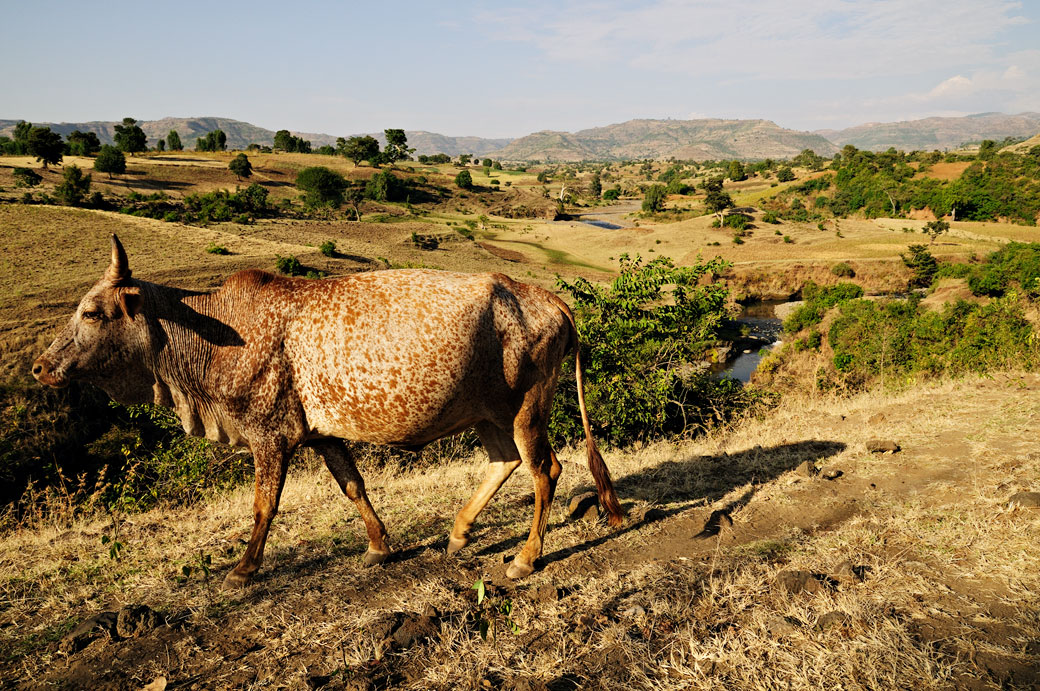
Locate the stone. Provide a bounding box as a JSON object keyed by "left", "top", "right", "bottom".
{"left": 831, "top": 560, "right": 867, "bottom": 584}
{"left": 1008, "top": 491, "right": 1040, "bottom": 508}
{"left": 817, "top": 611, "right": 849, "bottom": 630}
{"left": 775, "top": 570, "right": 836, "bottom": 594}
{"left": 764, "top": 615, "right": 803, "bottom": 636}
{"left": 567, "top": 492, "right": 600, "bottom": 521}
{"left": 867, "top": 413, "right": 886, "bottom": 424}
{"left": 795, "top": 460, "right": 818, "bottom": 477}
{"left": 621, "top": 605, "right": 646, "bottom": 618}
{"left": 822, "top": 469, "right": 844, "bottom": 480}
{"left": 866, "top": 439, "right": 900, "bottom": 453}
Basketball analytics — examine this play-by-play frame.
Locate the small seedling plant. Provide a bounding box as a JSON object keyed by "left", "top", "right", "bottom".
{"left": 472, "top": 578, "right": 520, "bottom": 640}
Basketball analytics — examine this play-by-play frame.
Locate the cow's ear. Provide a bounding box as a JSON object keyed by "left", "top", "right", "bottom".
{"left": 105, "top": 234, "right": 133, "bottom": 286}
{"left": 117, "top": 286, "right": 142, "bottom": 320}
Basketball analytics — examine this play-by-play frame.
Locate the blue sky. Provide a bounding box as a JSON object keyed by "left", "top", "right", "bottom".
{"left": 4, "top": 0, "right": 1039, "bottom": 138}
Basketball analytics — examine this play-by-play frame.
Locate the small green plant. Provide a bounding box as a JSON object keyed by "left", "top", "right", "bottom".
{"left": 205, "top": 243, "right": 229, "bottom": 255}
{"left": 783, "top": 235, "right": 793, "bottom": 243}
{"left": 472, "top": 578, "right": 520, "bottom": 640}
{"left": 732, "top": 234, "right": 744, "bottom": 244}
{"left": 762, "top": 211, "right": 779, "bottom": 224}
{"left": 100, "top": 532, "right": 123, "bottom": 561}
{"left": 320, "top": 240, "right": 336, "bottom": 257}
{"left": 177, "top": 551, "right": 213, "bottom": 583}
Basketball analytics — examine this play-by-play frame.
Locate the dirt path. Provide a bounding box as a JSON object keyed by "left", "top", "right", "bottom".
{"left": 3, "top": 375, "right": 1040, "bottom": 689}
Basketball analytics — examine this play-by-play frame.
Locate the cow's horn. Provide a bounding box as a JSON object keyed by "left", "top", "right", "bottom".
{"left": 105, "top": 234, "right": 132, "bottom": 283}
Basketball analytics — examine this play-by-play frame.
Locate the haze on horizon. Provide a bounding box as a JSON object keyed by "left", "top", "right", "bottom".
{"left": 4, "top": 0, "right": 1039, "bottom": 139}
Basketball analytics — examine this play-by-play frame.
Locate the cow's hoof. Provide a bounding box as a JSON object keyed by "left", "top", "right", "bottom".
{"left": 505, "top": 560, "right": 535, "bottom": 580}
{"left": 222, "top": 570, "right": 253, "bottom": 589}
{"left": 446, "top": 536, "right": 468, "bottom": 556}
{"left": 363, "top": 549, "right": 390, "bottom": 567}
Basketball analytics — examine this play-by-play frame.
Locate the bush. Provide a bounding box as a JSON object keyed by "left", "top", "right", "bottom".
{"left": 550, "top": 254, "right": 762, "bottom": 446}
{"left": 762, "top": 211, "right": 779, "bottom": 224}
{"left": 603, "top": 187, "right": 621, "bottom": 201}
{"left": 12, "top": 167, "right": 41, "bottom": 188}
{"left": 783, "top": 281, "right": 864, "bottom": 333}
{"left": 776, "top": 167, "right": 795, "bottom": 182}
{"left": 320, "top": 240, "right": 336, "bottom": 257}
{"left": 54, "top": 165, "right": 91, "bottom": 206}
{"left": 831, "top": 262, "right": 855, "bottom": 278}
{"left": 206, "top": 243, "right": 230, "bottom": 255}
{"left": 275, "top": 254, "right": 303, "bottom": 276}
{"left": 723, "top": 213, "right": 750, "bottom": 230}
{"left": 901, "top": 244, "right": 938, "bottom": 288}
{"left": 783, "top": 235, "right": 793, "bottom": 244}
{"left": 365, "top": 170, "right": 405, "bottom": 202}
{"left": 296, "top": 166, "right": 348, "bottom": 207}
{"left": 642, "top": 184, "right": 667, "bottom": 213}
{"left": 455, "top": 170, "right": 473, "bottom": 190}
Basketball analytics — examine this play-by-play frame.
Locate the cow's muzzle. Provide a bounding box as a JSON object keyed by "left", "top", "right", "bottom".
{"left": 32, "top": 356, "right": 69, "bottom": 388}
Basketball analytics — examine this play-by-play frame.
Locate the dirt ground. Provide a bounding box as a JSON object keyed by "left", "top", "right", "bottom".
{"left": 1, "top": 374, "right": 1039, "bottom": 689}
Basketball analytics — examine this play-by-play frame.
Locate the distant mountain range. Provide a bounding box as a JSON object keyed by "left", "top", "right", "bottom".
{"left": 489, "top": 118, "right": 838, "bottom": 161}
{"left": 816, "top": 112, "right": 1040, "bottom": 151}
{"left": 2, "top": 112, "right": 1039, "bottom": 161}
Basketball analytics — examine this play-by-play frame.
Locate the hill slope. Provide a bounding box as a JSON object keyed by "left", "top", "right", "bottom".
{"left": 492, "top": 118, "right": 839, "bottom": 161}
{"left": 817, "top": 112, "right": 1040, "bottom": 151}
{"left": 0, "top": 117, "right": 511, "bottom": 156}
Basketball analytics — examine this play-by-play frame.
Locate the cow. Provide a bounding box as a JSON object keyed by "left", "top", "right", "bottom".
{"left": 33, "top": 235, "right": 624, "bottom": 587}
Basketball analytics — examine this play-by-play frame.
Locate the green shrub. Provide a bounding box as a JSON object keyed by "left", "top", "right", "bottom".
{"left": 550, "top": 254, "right": 763, "bottom": 446}
{"left": 831, "top": 262, "right": 855, "bottom": 278}
{"left": 13, "top": 167, "right": 42, "bottom": 188}
{"left": 783, "top": 281, "right": 864, "bottom": 333}
{"left": 762, "top": 211, "right": 780, "bottom": 224}
{"left": 275, "top": 254, "right": 303, "bottom": 276}
{"left": 783, "top": 235, "right": 793, "bottom": 244}
{"left": 723, "top": 213, "right": 750, "bottom": 230}
{"left": 296, "top": 166, "right": 348, "bottom": 207}
{"left": 206, "top": 243, "right": 229, "bottom": 255}
{"left": 901, "top": 245, "right": 938, "bottom": 288}
{"left": 732, "top": 235, "right": 744, "bottom": 245}
{"left": 320, "top": 240, "right": 336, "bottom": 257}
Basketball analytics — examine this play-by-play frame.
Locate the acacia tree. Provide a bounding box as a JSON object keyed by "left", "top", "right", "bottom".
{"left": 338, "top": 135, "right": 380, "bottom": 165}
{"left": 702, "top": 177, "right": 734, "bottom": 223}
{"left": 923, "top": 219, "right": 950, "bottom": 244}
{"left": 94, "top": 145, "right": 127, "bottom": 178}
{"left": 382, "top": 129, "right": 413, "bottom": 165}
{"left": 229, "top": 153, "right": 252, "bottom": 180}
{"left": 114, "top": 117, "right": 147, "bottom": 155}
{"left": 28, "top": 127, "right": 64, "bottom": 168}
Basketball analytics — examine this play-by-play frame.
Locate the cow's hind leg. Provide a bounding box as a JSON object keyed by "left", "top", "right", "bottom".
{"left": 506, "top": 387, "right": 563, "bottom": 580}
{"left": 313, "top": 440, "right": 391, "bottom": 566}
{"left": 224, "top": 438, "right": 290, "bottom": 588}
{"left": 447, "top": 422, "right": 522, "bottom": 556}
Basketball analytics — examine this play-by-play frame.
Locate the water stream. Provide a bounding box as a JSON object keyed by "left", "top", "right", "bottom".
{"left": 712, "top": 301, "right": 786, "bottom": 383}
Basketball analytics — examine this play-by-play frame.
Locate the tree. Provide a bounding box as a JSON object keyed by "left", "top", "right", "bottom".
{"left": 28, "top": 127, "right": 64, "bottom": 168}
{"left": 589, "top": 172, "right": 602, "bottom": 198}
{"left": 274, "top": 129, "right": 310, "bottom": 153}
{"left": 94, "top": 145, "right": 127, "bottom": 178}
{"left": 702, "top": 177, "right": 734, "bottom": 223}
{"left": 156, "top": 139, "right": 166, "bottom": 152}
{"left": 338, "top": 135, "right": 380, "bottom": 165}
{"left": 12, "top": 121, "right": 32, "bottom": 154}
{"left": 66, "top": 130, "right": 101, "bottom": 157}
{"left": 382, "top": 129, "right": 413, "bottom": 165}
{"left": 642, "top": 184, "right": 667, "bottom": 213}
{"left": 296, "top": 166, "right": 348, "bottom": 207}
{"left": 455, "top": 169, "right": 473, "bottom": 190}
{"left": 727, "top": 160, "right": 747, "bottom": 182}
{"left": 196, "top": 130, "right": 227, "bottom": 152}
{"left": 481, "top": 158, "right": 492, "bottom": 168}
{"left": 458, "top": 154, "right": 472, "bottom": 166}
{"left": 114, "top": 117, "right": 147, "bottom": 155}
{"left": 978, "top": 139, "right": 997, "bottom": 160}
{"left": 344, "top": 185, "right": 364, "bottom": 221}
{"left": 923, "top": 219, "right": 950, "bottom": 244}
{"left": 167, "top": 130, "right": 183, "bottom": 151}
{"left": 54, "top": 164, "right": 91, "bottom": 206}
{"left": 229, "top": 153, "right": 253, "bottom": 180}
{"left": 776, "top": 166, "right": 795, "bottom": 182}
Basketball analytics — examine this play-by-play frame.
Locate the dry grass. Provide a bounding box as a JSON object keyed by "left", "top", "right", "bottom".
{"left": 2, "top": 374, "right": 1039, "bottom": 688}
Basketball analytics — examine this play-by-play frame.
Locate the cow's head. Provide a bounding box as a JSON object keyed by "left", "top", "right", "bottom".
{"left": 33, "top": 235, "right": 156, "bottom": 404}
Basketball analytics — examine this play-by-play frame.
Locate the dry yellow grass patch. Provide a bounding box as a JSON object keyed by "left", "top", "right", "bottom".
{"left": 2, "top": 374, "right": 1038, "bottom": 688}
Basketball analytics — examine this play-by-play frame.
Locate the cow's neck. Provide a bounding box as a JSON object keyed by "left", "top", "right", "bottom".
{"left": 143, "top": 281, "right": 249, "bottom": 445}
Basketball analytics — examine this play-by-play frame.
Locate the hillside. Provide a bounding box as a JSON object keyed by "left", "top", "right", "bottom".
{"left": 817, "top": 112, "right": 1040, "bottom": 151}
{"left": 0, "top": 117, "right": 511, "bottom": 156}
{"left": 1004, "top": 131, "right": 1040, "bottom": 153}
{"left": 493, "top": 118, "right": 839, "bottom": 161}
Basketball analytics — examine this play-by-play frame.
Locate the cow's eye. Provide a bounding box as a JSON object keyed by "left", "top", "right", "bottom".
{"left": 82, "top": 310, "right": 104, "bottom": 321}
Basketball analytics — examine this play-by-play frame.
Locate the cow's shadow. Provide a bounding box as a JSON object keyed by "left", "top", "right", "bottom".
{"left": 471, "top": 439, "right": 847, "bottom": 566}
{"left": 261, "top": 439, "right": 845, "bottom": 586}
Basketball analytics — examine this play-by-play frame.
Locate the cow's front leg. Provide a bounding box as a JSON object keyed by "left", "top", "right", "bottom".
{"left": 224, "top": 438, "right": 290, "bottom": 588}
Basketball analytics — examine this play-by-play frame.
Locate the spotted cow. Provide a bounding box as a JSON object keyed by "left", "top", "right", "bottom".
{"left": 33, "top": 236, "right": 624, "bottom": 587}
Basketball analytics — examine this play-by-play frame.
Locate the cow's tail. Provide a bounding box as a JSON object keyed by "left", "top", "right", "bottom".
{"left": 549, "top": 294, "right": 625, "bottom": 527}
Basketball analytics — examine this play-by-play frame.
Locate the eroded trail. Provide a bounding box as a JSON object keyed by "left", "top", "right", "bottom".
{"left": 3, "top": 375, "right": 1040, "bottom": 689}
